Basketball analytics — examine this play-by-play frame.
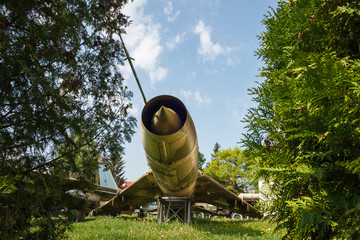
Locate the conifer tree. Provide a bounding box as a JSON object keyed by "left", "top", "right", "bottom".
{"left": 211, "top": 142, "right": 221, "bottom": 160}
{"left": 242, "top": 0, "right": 360, "bottom": 239}
{"left": 205, "top": 142, "right": 221, "bottom": 169}
{"left": 198, "top": 151, "right": 206, "bottom": 171}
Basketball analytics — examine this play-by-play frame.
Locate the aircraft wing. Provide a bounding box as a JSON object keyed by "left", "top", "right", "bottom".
{"left": 194, "top": 171, "right": 262, "bottom": 218}
{"left": 101, "top": 170, "right": 161, "bottom": 212}
{"left": 102, "top": 169, "right": 261, "bottom": 218}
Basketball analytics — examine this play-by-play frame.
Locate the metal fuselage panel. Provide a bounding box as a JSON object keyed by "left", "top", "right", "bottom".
{"left": 141, "top": 96, "right": 199, "bottom": 197}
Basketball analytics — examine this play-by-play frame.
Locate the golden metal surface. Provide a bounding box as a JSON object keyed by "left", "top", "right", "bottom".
{"left": 101, "top": 170, "right": 161, "bottom": 212}
{"left": 101, "top": 95, "right": 262, "bottom": 218}
{"left": 141, "top": 95, "right": 199, "bottom": 197}
{"left": 151, "top": 106, "right": 182, "bottom": 135}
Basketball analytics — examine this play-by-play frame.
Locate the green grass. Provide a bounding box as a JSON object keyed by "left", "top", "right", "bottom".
{"left": 66, "top": 215, "right": 283, "bottom": 240}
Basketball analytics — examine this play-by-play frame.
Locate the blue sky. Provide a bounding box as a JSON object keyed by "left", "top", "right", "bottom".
{"left": 120, "top": 0, "right": 279, "bottom": 181}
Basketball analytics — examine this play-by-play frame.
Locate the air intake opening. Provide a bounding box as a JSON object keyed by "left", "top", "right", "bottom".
{"left": 142, "top": 95, "right": 187, "bottom": 134}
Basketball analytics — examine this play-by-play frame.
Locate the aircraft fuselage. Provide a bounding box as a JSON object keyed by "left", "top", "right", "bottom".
{"left": 141, "top": 95, "right": 199, "bottom": 197}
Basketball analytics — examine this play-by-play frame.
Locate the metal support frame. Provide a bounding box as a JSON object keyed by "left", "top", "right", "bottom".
{"left": 157, "top": 196, "right": 192, "bottom": 224}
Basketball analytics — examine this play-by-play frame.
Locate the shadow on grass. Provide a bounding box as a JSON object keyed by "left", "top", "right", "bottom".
{"left": 114, "top": 215, "right": 266, "bottom": 238}
{"left": 192, "top": 218, "right": 264, "bottom": 237}
{"left": 73, "top": 217, "right": 97, "bottom": 223}
{"left": 114, "top": 214, "right": 159, "bottom": 222}
{"left": 117, "top": 215, "right": 266, "bottom": 237}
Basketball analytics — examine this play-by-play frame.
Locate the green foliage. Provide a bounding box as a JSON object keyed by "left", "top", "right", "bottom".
{"left": 211, "top": 142, "right": 221, "bottom": 161}
{"left": 0, "top": 0, "right": 135, "bottom": 238}
{"left": 103, "top": 155, "right": 126, "bottom": 187}
{"left": 198, "top": 151, "right": 207, "bottom": 171}
{"left": 204, "top": 147, "right": 253, "bottom": 194}
{"left": 0, "top": 174, "right": 18, "bottom": 196}
{"left": 54, "top": 133, "right": 100, "bottom": 183}
{"left": 242, "top": 0, "right": 360, "bottom": 239}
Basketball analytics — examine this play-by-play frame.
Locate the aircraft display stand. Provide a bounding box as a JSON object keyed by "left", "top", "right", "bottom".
{"left": 157, "top": 196, "right": 192, "bottom": 224}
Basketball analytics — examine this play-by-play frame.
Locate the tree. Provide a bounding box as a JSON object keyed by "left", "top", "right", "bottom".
{"left": 54, "top": 133, "right": 100, "bottom": 183}
{"left": 198, "top": 151, "right": 206, "bottom": 171}
{"left": 242, "top": 0, "right": 360, "bottom": 239}
{"left": 103, "top": 155, "right": 126, "bottom": 187}
{"left": 205, "top": 142, "right": 221, "bottom": 169}
{"left": 0, "top": 0, "right": 135, "bottom": 238}
{"left": 211, "top": 142, "right": 221, "bottom": 160}
{"left": 203, "top": 147, "right": 253, "bottom": 194}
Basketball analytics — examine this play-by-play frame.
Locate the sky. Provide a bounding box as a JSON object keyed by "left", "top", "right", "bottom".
{"left": 119, "top": 0, "right": 279, "bottom": 181}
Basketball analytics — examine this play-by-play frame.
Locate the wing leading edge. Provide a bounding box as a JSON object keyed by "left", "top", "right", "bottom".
{"left": 194, "top": 171, "right": 261, "bottom": 218}
{"left": 101, "top": 170, "right": 161, "bottom": 212}
{"left": 102, "top": 170, "right": 261, "bottom": 218}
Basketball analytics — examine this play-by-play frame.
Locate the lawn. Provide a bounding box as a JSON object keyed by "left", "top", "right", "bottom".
{"left": 66, "top": 215, "right": 283, "bottom": 240}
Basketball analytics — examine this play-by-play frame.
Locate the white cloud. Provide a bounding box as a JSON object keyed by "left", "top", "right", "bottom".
{"left": 194, "top": 20, "right": 231, "bottom": 62}
{"left": 226, "top": 97, "right": 251, "bottom": 125}
{"left": 194, "top": 91, "right": 211, "bottom": 105}
{"left": 226, "top": 57, "right": 242, "bottom": 67}
{"left": 149, "top": 67, "right": 167, "bottom": 82}
{"left": 201, "top": 0, "right": 220, "bottom": 8}
{"left": 164, "top": 2, "right": 181, "bottom": 23}
{"left": 166, "top": 32, "right": 186, "bottom": 50}
{"left": 118, "top": 63, "right": 131, "bottom": 83}
{"left": 230, "top": 108, "right": 241, "bottom": 122}
{"left": 180, "top": 89, "right": 192, "bottom": 101}
{"left": 121, "top": 0, "right": 167, "bottom": 85}
{"left": 128, "top": 103, "right": 140, "bottom": 117}
{"left": 186, "top": 72, "right": 197, "bottom": 80}
{"left": 180, "top": 89, "right": 212, "bottom": 106}
{"left": 123, "top": 97, "right": 140, "bottom": 117}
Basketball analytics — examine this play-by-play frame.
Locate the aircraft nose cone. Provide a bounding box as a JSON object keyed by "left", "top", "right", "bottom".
{"left": 151, "top": 106, "right": 182, "bottom": 135}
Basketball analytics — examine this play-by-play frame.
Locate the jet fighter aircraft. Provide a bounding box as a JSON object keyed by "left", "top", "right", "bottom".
{"left": 102, "top": 95, "right": 261, "bottom": 223}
